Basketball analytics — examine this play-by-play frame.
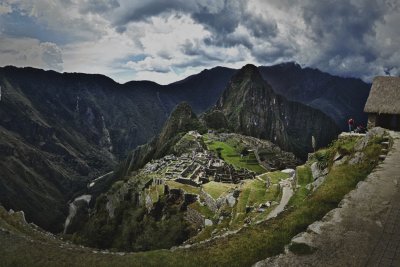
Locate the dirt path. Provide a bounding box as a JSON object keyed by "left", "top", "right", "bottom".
{"left": 266, "top": 179, "right": 293, "bottom": 220}
{"left": 255, "top": 131, "right": 400, "bottom": 267}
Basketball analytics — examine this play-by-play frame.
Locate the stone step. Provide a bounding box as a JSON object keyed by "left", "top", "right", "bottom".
{"left": 381, "top": 148, "right": 388, "bottom": 154}
{"left": 379, "top": 155, "right": 386, "bottom": 161}
{"left": 381, "top": 141, "right": 390, "bottom": 148}
{"left": 383, "top": 136, "right": 390, "bottom": 141}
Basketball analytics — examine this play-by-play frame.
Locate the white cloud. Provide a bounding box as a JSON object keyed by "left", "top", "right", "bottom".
{"left": 62, "top": 28, "right": 138, "bottom": 76}
{"left": 0, "top": 37, "right": 63, "bottom": 71}
{"left": 0, "top": 3, "right": 12, "bottom": 14}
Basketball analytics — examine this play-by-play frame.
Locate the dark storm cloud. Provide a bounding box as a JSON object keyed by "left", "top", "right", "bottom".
{"left": 1, "top": 0, "right": 399, "bottom": 82}
{"left": 302, "top": 0, "right": 383, "bottom": 55}
{"left": 297, "top": 0, "right": 400, "bottom": 78}
{"left": 112, "top": 1, "right": 195, "bottom": 26}
{"left": 113, "top": 0, "right": 277, "bottom": 47}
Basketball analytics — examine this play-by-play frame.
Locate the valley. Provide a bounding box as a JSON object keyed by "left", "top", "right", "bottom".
{"left": 0, "top": 63, "right": 378, "bottom": 266}
{"left": 0, "top": 63, "right": 366, "bottom": 233}
{"left": 0, "top": 126, "right": 390, "bottom": 266}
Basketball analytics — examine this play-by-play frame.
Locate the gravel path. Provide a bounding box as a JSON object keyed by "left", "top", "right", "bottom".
{"left": 255, "top": 131, "right": 400, "bottom": 267}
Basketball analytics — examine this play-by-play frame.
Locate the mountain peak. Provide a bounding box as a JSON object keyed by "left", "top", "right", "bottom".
{"left": 241, "top": 63, "right": 259, "bottom": 72}
{"left": 232, "top": 63, "right": 264, "bottom": 85}
{"left": 156, "top": 102, "right": 205, "bottom": 155}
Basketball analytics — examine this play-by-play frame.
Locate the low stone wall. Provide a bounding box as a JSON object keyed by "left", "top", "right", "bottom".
{"left": 175, "top": 178, "right": 200, "bottom": 187}
{"left": 200, "top": 189, "right": 218, "bottom": 212}
{"left": 185, "top": 206, "right": 204, "bottom": 228}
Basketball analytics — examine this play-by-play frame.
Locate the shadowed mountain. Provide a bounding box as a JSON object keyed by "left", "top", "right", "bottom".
{"left": 0, "top": 66, "right": 230, "bottom": 232}
{"left": 0, "top": 63, "right": 367, "bottom": 231}
{"left": 258, "top": 62, "right": 370, "bottom": 129}
{"left": 208, "top": 64, "right": 341, "bottom": 158}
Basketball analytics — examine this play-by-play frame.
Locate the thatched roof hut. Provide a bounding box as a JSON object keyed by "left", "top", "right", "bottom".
{"left": 364, "top": 76, "right": 400, "bottom": 114}
{"left": 364, "top": 76, "right": 400, "bottom": 130}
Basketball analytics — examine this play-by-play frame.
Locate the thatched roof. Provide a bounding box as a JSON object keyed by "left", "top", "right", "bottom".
{"left": 364, "top": 76, "right": 400, "bottom": 114}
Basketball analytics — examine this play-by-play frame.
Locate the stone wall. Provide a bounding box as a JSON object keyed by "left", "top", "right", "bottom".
{"left": 185, "top": 206, "right": 204, "bottom": 228}
{"left": 200, "top": 189, "right": 218, "bottom": 212}
{"left": 175, "top": 178, "right": 200, "bottom": 187}
{"left": 367, "top": 113, "right": 377, "bottom": 129}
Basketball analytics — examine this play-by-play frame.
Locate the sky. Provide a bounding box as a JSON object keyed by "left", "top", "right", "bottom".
{"left": 0, "top": 0, "right": 399, "bottom": 84}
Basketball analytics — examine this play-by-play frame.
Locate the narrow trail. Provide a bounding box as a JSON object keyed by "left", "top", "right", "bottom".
{"left": 266, "top": 179, "right": 293, "bottom": 220}
{"left": 255, "top": 131, "right": 400, "bottom": 267}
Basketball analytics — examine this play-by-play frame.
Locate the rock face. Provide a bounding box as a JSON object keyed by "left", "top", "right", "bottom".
{"left": 214, "top": 64, "right": 341, "bottom": 159}
{"left": 258, "top": 62, "right": 370, "bottom": 129}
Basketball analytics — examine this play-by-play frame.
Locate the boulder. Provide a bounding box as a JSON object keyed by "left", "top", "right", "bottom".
{"left": 226, "top": 193, "right": 236, "bottom": 207}
{"left": 281, "top": 168, "right": 295, "bottom": 176}
{"left": 311, "top": 162, "right": 328, "bottom": 180}
{"left": 333, "top": 155, "right": 348, "bottom": 166}
{"left": 205, "top": 219, "right": 213, "bottom": 226}
{"left": 306, "top": 175, "right": 327, "bottom": 191}
{"left": 355, "top": 127, "right": 386, "bottom": 151}
{"left": 349, "top": 152, "right": 364, "bottom": 165}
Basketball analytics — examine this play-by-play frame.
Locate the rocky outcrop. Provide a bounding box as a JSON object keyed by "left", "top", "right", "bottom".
{"left": 214, "top": 64, "right": 341, "bottom": 159}
{"left": 118, "top": 102, "right": 206, "bottom": 177}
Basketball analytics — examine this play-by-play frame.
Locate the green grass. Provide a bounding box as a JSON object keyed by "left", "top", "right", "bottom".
{"left": 259, "top": 171, "right": 290, "bottom": 184}
{"left": 232, "top": 176, "right": 282, "bottom": 226}
{"left": 233, "top": 179, "right": 278, "bottom": 222}
{"left": 165, "top": 181, "right": 200, "bottom": 195}
{"left": 205, "top": 139, "right": 266, "bottom": 174}
{"left": 188, "top": 201, "right": 214, "bottom": 219}
{"left": 202, "top": 182, "right": 235, "bottom": 199}
{"left": 147, "top": 185, "right": 164, "bottom": 203}
{"left": 246, "top": 179, "right": 270, "bottom": 206}
{"left": 296, "top": 165, "right": 313, "bottom": 186}
{"left": 288, "top": 166, "right": 312, "bottom": 208}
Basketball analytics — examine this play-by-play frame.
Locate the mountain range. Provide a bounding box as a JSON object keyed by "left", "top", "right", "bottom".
{"left": 0, "top": 62, "right": 370, "bottom": 232}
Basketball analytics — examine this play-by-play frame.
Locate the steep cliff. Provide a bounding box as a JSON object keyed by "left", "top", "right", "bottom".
{"left": 259, "top": 62, "right": 370, "bottom": 129}
{"left": 0, "top": 67, "right": 227, "bottom": 232}
{"left": 117, "top": 102, "right": 206, "bottom": 177}
{"left": 213, "top": 64, "right": 341, "bottom": 159}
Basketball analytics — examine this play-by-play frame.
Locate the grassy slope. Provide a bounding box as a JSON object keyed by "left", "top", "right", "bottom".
{"left": 205, "top": 137, "right": 266, "bottom": 174}
{"left": 202, "top": 182, "right": 235, "bottom": 199}
{"left": 0, "top": 135, "right": 385, "bottom": 266}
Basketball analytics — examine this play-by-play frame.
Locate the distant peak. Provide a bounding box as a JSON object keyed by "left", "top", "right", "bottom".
{"left": 170, "top": 102, "right": 196, "bottom": 119}
{"left": 233, "top": 63, "right": 264, "bottom": 83}
{"left": 241, "top": 64, "right": 259, "bottom": 72}
{"left": 274, "top": 61, "right": 302, "bottom": 69}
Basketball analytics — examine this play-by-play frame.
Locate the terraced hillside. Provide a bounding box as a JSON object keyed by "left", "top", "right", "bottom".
{"left": 0, "top": 128, "right": 389, "bottom": 266}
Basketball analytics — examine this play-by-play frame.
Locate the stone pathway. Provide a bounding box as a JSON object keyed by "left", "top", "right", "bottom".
{"left": 367, "top": 187, "right": 400, "bottom": 266}
{"left": 255, "top": 131, "right": 400, "bottom": 267}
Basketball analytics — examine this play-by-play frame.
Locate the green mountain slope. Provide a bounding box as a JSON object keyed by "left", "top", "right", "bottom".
{"left": 210, "top": 64, "right": 341, "bottom": 159}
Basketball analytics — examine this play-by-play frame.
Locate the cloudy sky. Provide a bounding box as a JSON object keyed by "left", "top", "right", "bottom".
{"left": 0, "top": 0, "right": 399, "bottom": 84}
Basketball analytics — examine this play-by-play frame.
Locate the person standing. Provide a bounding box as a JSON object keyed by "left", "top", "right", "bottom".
{"left": 348, "top": 118, "right": 354, "bottom": 132}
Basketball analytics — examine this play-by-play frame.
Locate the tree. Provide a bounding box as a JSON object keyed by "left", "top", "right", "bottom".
{"left": 241, "top": 148, "right": 250, "bottom": 157}
{"left": 216, "top": 147, "right": 223, "bottom": 159}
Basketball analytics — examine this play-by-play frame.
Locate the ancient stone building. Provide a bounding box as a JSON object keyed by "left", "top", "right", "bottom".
{"left": 364, "top": 76, "right": 400, "bottom": 130}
